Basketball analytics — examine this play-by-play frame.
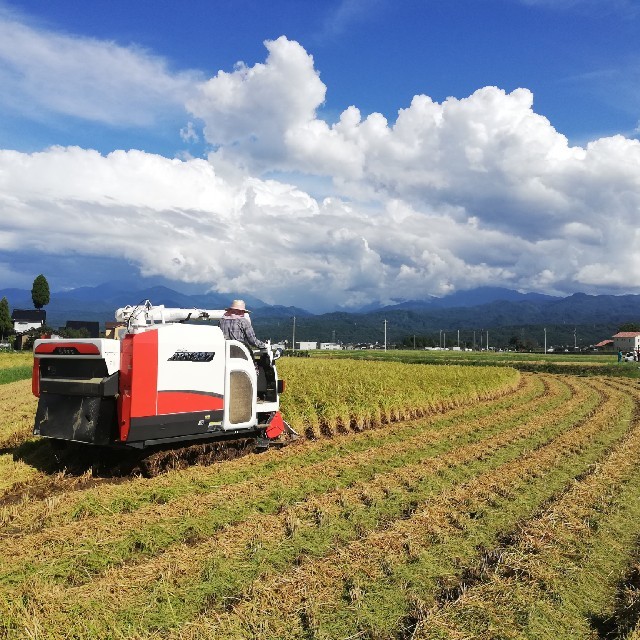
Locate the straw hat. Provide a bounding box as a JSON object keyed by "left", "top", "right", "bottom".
{"left": 226, "top": 299, "right": 250, "bottom": 313}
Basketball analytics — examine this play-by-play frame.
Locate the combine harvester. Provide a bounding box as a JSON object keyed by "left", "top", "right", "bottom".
{"left": 31, "top": 301, "right": 295, "bottom": 473}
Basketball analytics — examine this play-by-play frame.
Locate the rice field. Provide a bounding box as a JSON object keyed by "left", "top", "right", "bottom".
{"left": 1, "top": 355, "right": 640, "bottom": 639}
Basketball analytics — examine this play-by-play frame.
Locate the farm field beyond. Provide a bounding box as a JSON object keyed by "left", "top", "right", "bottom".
{"left": 2, "top": 356, "right": 640, "bottom": 639}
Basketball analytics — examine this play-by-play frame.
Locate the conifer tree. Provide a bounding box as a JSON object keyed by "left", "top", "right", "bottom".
{"left": 31, "top": 274, "right": 50, "bottom": 309}
{"left": 0, "top": 297, "right": 11, "bottom": 340}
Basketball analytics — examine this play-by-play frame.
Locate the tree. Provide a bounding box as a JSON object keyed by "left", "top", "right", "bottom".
{"left": 0, "top": 297, "right": 11, "bottom": 340}
{"left": 31, "top": 274, "right": 50, "bottom": 309}
{"left": 619, "top": 322, "right": 640, "bottom": 332}
{"left": 57, "top": 327, "right": 90, "bottom": 339}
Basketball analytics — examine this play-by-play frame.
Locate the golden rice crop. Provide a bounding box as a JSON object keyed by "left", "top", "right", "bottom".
{"left": 0, "top": 379, "right": 36, "bottom": 449}
{"left": 0, "top": 352, "right": 32, "bottom": 369}
{"left": 277, "top": 358, "right": 520, "bottom": 434}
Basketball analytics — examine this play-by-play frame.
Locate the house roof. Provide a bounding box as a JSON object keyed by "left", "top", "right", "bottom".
{"left": 595, "top": 339, "right": 614, "bottom": 347}
{"left": 612, "top": 332, "right": 640, "bottom": 338}
{"left": 11, "top": 309, "right": 46, "bottom": 322}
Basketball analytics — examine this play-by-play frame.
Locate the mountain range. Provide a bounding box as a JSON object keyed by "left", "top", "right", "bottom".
{"left": 2, "top": 282, "right": 638, "bottom": 348}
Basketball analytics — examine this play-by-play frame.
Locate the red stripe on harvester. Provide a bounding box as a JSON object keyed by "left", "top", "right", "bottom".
{"left": 118, "top": 334, "right": 133, "bottom": 441}
{"left": 118, "top": 330, "right": 159, "bottom": 442}
{"left": 130, "top": 330, "right": 159, "bottom": 419}
{"left": 157, "top": 391, "right": 224, "bottom": 415}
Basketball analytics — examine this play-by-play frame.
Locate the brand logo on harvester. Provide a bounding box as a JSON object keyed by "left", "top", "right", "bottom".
{"left": 54, "top": 347, "right": 79, "bottom": 355}
{"left": 168, "top": 351, "right": 215, "bottom": 362}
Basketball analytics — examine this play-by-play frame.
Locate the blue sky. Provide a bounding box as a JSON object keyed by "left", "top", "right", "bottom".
{"left": 1, "top": 0, "right": 639, "bottom": 311}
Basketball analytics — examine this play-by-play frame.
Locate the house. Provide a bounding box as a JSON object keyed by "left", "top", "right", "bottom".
{"left": 612, "top": 332, "right": 640, "bottom": 353}
{"left": 297, "top": 341, "right": 318, "bottom": 350}
{"left": 11, "top": 309, "right": 46, "bottom": 333}
{"left": 105, "top": 321, "right": 127, "bottom": 340}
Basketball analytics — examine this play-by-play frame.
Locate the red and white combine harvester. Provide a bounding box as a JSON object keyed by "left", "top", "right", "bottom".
{"left": 32, "top": 301, "right": 293, "bottom": 450}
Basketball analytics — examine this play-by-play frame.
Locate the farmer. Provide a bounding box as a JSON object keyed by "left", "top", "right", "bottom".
{"left": 219, "top": 299, "right": 266, "bottom": 349}
{"left": 618, "top": 349, "right": 623, "bottom": 363}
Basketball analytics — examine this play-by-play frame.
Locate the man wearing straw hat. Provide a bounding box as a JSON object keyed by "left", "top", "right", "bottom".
{"left": 219, "top": 299, "right": 266, "bottom": 349}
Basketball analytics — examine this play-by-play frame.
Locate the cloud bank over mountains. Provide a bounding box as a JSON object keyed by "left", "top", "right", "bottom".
{"left": 1, "top": 23, "right": 639, "bottom": 311}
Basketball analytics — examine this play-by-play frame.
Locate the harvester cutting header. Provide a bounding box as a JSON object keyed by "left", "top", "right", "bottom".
{"left": 32, "top": 301, "right": 291, "bottom": 450}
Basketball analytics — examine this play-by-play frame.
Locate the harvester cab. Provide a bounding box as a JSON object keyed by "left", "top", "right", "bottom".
{"left": 32, "top": 301, "right": 293, "bottom": 449}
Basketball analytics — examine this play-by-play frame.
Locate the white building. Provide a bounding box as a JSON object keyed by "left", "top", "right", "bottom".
{"left": 11, "top": 309, "right": 46, "bottom": 333}
{"left": 612, "top": 332, "right": 640, "bottom": 353}
{"left": 297, "top": 341, "right": 317, "bottom": 350}
{"left": 319, "top": 342, "right": 342, "bottom": 350}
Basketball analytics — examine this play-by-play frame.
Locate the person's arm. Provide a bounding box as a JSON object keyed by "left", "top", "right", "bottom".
{"left": 242, "top": 318, "right": 266, "bottom": 349}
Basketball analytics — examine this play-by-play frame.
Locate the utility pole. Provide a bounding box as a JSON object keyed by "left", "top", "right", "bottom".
{"left": 439, "top": 329, "right": 442, "bottom": 348}
{"left": 384, "top": 319, "right": 387, "bottom": 351}
{"left": 486, "top": 330, "right": 489, "bottom": 351}
{"left": 457, "top": 329, "right": 460, "bottom": 349}
{"left": 544, "top": 327, "right": 547, "bottom": 354}
{"left": 292, "top": 316, "right": 296, "bottom": 352}
{"left": 473, "top": 330, "right": 476, "bottom": 350}
{"left": 574, "top": 328, "right": 577, "bottom": 350}
{"left": 413, "top": 334, "right": 416, "bottom": 350}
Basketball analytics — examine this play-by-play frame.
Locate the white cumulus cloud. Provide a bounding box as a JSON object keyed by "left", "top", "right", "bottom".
{"left": 2, "top": 35, "right": 640, "bottom": 309}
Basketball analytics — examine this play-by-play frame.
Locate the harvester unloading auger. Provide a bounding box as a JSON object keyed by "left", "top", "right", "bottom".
{"left": 32, "top": 301, "right": 297, "bottom": 460}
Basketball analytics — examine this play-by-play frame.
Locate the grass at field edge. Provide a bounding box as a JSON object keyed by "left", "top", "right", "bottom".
{"left": 0, "top": 366, "right": 32, "bottom": 385}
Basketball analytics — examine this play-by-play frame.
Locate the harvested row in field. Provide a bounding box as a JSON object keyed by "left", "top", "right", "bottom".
{"left": 592, "top": 542, "right": 640, "bottom": 640}
{"left": 0, "top": 368, "right": 532, "bottom": 533}
{"left": 0, "top": 375, "right": 621, "bottom": 639}
{"left": 0, "top": 375, "right": 555, "bottom": 586}
{"left": 42, "top": 377, "right": 592, "bottom": 637}
{"left": 191, "top": 378, "right": 632, "bottom": 640}
{"left": 420, "top": 383, "right": 640, "bottom": 639}
{"left": 0, "top": 360, "right": 519, "bottom": 512}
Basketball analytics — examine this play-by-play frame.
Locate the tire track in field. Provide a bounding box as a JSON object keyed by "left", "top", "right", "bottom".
{"left": 0, "top": 377, "right": 601, "bottom": 638}
{"left": 190, "top": 378, "right": 630, "bottom": 640}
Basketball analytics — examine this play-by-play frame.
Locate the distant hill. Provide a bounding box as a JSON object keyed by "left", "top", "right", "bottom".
{"left": 1, "top": 283, "right": 638, "bottom": 348}
{"left": 257, "top": 292, "right": 640, "bottom": 347}
{"left": 0, "top": 282, "right": 309, "bottom": 329}
{"left": 353, "top": 287, "right": 558, "bottom": 312}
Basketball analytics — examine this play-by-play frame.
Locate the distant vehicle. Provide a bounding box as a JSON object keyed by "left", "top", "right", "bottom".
{"left": 625, "top": 352, "right": 636, "bottom": 362}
